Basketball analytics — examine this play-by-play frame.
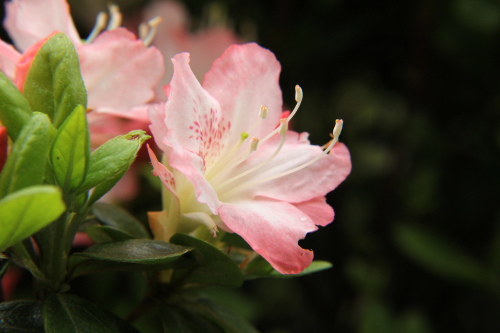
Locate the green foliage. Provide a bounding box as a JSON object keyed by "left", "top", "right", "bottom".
{"left": 243, "top": 256, "right": 332, "bottom": 279}
{"left": 170, "top": 233, "right": 243, "bottom": 288}
{"left": 85, "top": 225, "right": 136, "bottom": 243}
{"left": 90, "top": 202, "right": 150, "bottom": 239}
{"left": 0, "top": 258, "right": 9, "bottom": 280}
{"left": 68, "top": 239, "right": 192, "bottom": 278}
{"left": 22, "top": 33, "right": 87, "bottom": 128}
{"left": 0, "top": 113, "right": 52, "bottom": 198}
{"left": 0, "top": 300, "right": 44, "bottom": 333}
{"left": 0, "top": 72, "right": 32, "bottom": 141}
{"left": 43, "top": 294, "right": 138, "bottom": 333}
{"left": 0, "top": 185, "right": 65, "bottom": 252}
{"left": 50, "top": 105, "right": 90, "bottom": 194}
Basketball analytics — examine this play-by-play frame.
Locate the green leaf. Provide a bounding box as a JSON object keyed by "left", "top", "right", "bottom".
{"left": 78, "top": 130, "right": 150, "bottom": 204}
{"left": 0, "top": 258, "right": 10, "bottom": 280}
{"left": 178, "top": 296, "right": 259, "bottom": 333}
{"left": 50, "top": 105, "right": 90, "bottom": 193}
{"left": 22, "top": 33, "right": 87, "bottom": 128}
{"left": 160, "top": 302, "right": 224, "bottom": 333}
{"left": 43, "top": 293, "right": 139, "bottom": 333}
{"left": 393, "top": 223, "right": 489, "bottom": 286}
{"left": 68, "top": 239, "right": 191, "bottom": 278}
{"left": 0, "top": 72, "right": 32, "bottom": 141}
{"left": 0, "top": 113, "right": 51, "bottom": 198}
{"left": 0, "top": 185, "right": 65, "bottom": 252}
{"left": 85, "top": 225, "right": 135, "bottom": 243}
{"left": 170, "top": 233, "right": 243, "bottom": 288}
{"left": 243, "top": 256, "right": 332, "bottom": 279}
{"left": 90, "top": 202, "right": 150, "bottom": 239}
{"left": 0, "top": 300, "right": 44, "bottom": 333}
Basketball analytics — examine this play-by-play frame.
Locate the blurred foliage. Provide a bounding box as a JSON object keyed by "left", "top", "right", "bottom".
{"left": 3, "top": 0, "right": 500, "bottom": 331}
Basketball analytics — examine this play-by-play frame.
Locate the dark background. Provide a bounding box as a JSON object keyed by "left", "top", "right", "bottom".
{"left": 3, "top": 0, "right": 500, "bottom": 332}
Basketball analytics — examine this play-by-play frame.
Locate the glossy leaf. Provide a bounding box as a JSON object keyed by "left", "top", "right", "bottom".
{"left": 85, "top": 225, "right": 135, "bottom": 243}
{"left": 170, "top": 233, "right": 243, "bottom": 288}
{"left": 78, "top": 130, "right": 150, "bottom": 204}
{"left": 0, "top": 301, "right": 44, "bottom": 333}
{"left": 23, "top": 33, "right": 87, "bottom": 128}
{"left": 243, "top": 256, "right": 332, "bottom": 279}
{"left": 394, "top": 223, "right": 488, "bottom": 286}
{"left": 0, "top": 185, "right": 65, "bottom": 252}
{"left": 50, "top": 105, "right": 90, "bottom": 193}
{"left": 0, "top": 72, "right": 32, "bottom": 141}
{"left": 0, "top": 113, "right": 51, "bottom": 198}
{"left": 90, "top": 202, "right": 150, "bottom": 239}
{"left": 43, "top": 293, "right": 139, "bottom": 333}
{"left": 68, "top": 239, "right": 191, "bottom": 278}
{"left": 160, "top": 302, "right": 224, "bottom": 333}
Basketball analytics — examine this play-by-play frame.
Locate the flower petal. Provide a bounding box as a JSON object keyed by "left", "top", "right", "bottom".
{"left": 147, "top": 144, "right": 177, "bottom": 198}
{"left": 292, "top": 197, "right": 334, "bottom": 227}
{"left": 219, "top": 199, "right": 318, "bottom": 274}
{"left": 202, "top": 43, "right": 283, "bottom": 152}
{"left": 77, "top": 28, "right": 164, "bottom": 113}
{"left": 148, "top": 103, "right": 171, "bottom": 153}
{"left": 0, "top": 40, "right": 20, "bottom": 80}
{"left": 4, "top": 0, "right": 81, "bottom": 52}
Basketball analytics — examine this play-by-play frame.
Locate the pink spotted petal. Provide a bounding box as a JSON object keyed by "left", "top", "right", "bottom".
{"left": 202, "top": 43, "right": 282, "bottom": 153}
{"left": 292, "top": 197, "right": 334, "bottom": 227}
{"left": 77, "top": 28, "right": 164, "bottom": 113}
{"left": 4, "top": 0, "right": 81, "bottom": 52}
{"left": 225, "top": 131, "right": 351, "bottom": 203}
{"left": 147, "top": 144, "right": 177, "bottom": 198}
{"left": 148, "top": 103, "right": 170, "bottom": 154}
{"left": 219, "top": 199, "right": 319, "bottom": 274}
{"left": 0, "top": 40, "right": 20, "bottom": 80}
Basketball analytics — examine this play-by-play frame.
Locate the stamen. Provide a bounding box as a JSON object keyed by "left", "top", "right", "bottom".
{"left": 86, "top": 12, "right": 108, "bottom": 43}
{"left": 220, "top": 120, "right": 343, "bottom": 199}
{"left": 259, "top": 106, "right": 268, "bottom": 119}
{"left": 142, "top": 16, "right": 163, "bottom": 46}
{"left": 205, "top": 132, "right": 249, "bottom": 180}
{"left": 260, "top": 85, "right": 303, "bottom": 145}
{"left": 106, "top": 4, "right": 122, "bottom": 30}
{"left": 211, "top": 136, "right": 260, "bottom": 183}
{"left": 138, "top": 23, "right": 149, "bottom": 40}
{"left": 215, "top": 119, "right": 288, "bottom": 192}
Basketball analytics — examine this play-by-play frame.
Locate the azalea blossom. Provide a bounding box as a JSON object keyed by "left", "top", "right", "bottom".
{"left": 148, "top": 43, "right": 351, "bottom": 274}
{"left": 142, "top": 0, "right": 243, "bottom": 101}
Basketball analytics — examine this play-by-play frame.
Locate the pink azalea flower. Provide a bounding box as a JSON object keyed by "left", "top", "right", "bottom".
{"left": 142, "top": 0, "right": 243, "bottom": 101}
{"left": 147, "top": 43, "right": 351, "bottom": 274}
{"left": 1, "top": 0, "right": 164, "bottom": 120}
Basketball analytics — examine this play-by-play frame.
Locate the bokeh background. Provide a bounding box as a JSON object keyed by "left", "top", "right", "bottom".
{"left": 2, "top": 0, "right": 500, "bottom": 332}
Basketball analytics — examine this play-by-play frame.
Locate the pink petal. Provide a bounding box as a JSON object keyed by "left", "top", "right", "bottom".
{"left": 77, "top": 28, "right": 164, "bottom": 113}
{"left": 202, "top": 43, "right": 283, "bottom": 151}
{"left": 148, "top": 103, "right": 171, "bottom": 154}
{"left": 86, "top": 112, "right": 148, "bottom": 148}
{"left": 292, "top": 197, "right": 334, "bottom": 227}
{"left": 4, "top": 0, "right": 81, "bottom": 52}
{"left": 220, "top": 130, "right": 351, "bottom": 203}
{"left": 219, "top": 199, "right": 319, "bottom": 274}
{"left": 72, "top": 232, "right": 94, "bottom": 247}
{"left": 147, "top": 144, "right": 177, "bottom": 198}
{"left": 94, "top": 104, "right": 151, "bottom": 123}
{"left": 0, "top": 40, "right": 20, "bottom": 80}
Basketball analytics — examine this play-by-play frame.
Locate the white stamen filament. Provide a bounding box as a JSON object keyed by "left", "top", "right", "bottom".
{"left": 215, "top": 119, "right": 288, "bottom": 192}
{"left": 205, "top": 132, "right": 249, "bottom": 180}
{"left": 86, "top": 12, "right": 108, "bottom": 43}
{"left": 142, "top": 16, "right": 163, "bottom": 46}
{"left": 106, "top": 4, "right": 122, "bottom": 30}
{"left": 219, "top": 119, "right": 343, "bottom": 200}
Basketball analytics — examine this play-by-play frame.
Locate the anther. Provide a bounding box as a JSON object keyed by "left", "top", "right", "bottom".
{"left": 142, "top": 16, "right": 163, "bottom": 46}
{"left": 295, "top": 85, "right": 303, "bottom": 103}
{"left": 333, "top": 119, "right": 343, "bottom": 138}
{"left": 106, "top": 4, "right": 122, "bottom": 30}
{"left": 249, "top": 137, "right": 259, "bottom": 152}
{"left": 138, "top": 23, "right": 149, "bottom": 40}
{"left": 259, "top": 106, "right": 268, "bottom": 119}
{"left": 278, "top": 118, "right": 288, "bottom": 135}
{"left": 86, "top": 11, "right": 108, "bottom": 43}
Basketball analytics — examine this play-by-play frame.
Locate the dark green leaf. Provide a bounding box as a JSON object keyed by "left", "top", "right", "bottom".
{"left": 23, "top": 33, "right": 87, "bottom": 128}
{"left": 0, "top": 185, "right": 65, "bottom": 252}
{"left": 179, "top": 296, "right": 259, "bottom": 333}
{"left": 0, "top": 258, "right": 10, "bottom": 280}
{"left": 160, "top": 302, "right": 224, "bottom": 333}
{"left": 43, "top": 293, "right": 139, "bottom": 333}
{"left": 68, "top": 239, "right": 191, "bottom": 278}
{"left": 0, "top": 72, "right": 32, "bottom": 141}
{"left": 90, "top": 202, "right": 150, "bottom": 239}
{"left": 0, "top": 300, "right": 44, "bottom": 333}
{"left": 78, "top": 130, "right": 150, "bottom": 205}
{"left": 221, "top": 233, "right": 252, "bottom": 250}
{"left": 0, "top": 113, "right": 51, "bottom": 198}
{"left": 243, "top": 256, "right": 332, "bottom": 279}
{"left": 394, "top": 223, "right": 488, "bottom": 286}
{"left": 170, "top": 233, "right": 243, "bottom": 288}
{"left": 85, "top": 225, "right": 135, "bottom": 243}
{"left": 50, "top": 105, "right": 90, "bottom": 193}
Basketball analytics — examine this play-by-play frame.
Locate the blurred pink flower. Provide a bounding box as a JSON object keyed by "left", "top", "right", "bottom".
{"left": 142, "top": 0, "right": 243, "bottom": 101}
{"left": 148, "top": 43, "right": 351, "bottom": 274}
